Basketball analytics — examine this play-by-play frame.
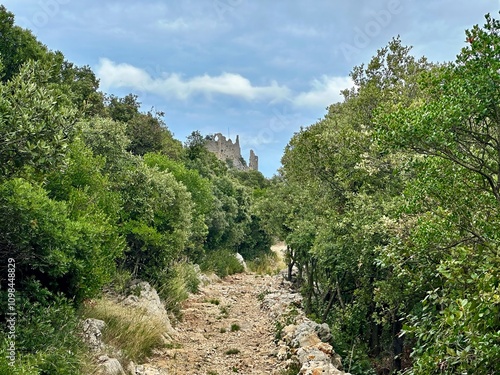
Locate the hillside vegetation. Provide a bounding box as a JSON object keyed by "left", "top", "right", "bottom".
{"left": 258, "top": 15, "right": 500, "bottom": 375}
{"left": 1, "top": 4, "right": 499, "bottom": 374}
{"left": 0, "top": 5, "right": 272, "bottom": 374}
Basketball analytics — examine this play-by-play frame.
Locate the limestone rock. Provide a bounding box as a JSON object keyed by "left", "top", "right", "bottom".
{"left": 234, "top": 253, "right": 248, "bottom": 271}
{"left": 122, "top": 280, "right": 174, "bottom": 337}
{"left": 126, "top": 361, "right": 136, "bottom": 375}
{"left": 81, "top": 318, "right": 106, "bottom": 353}
{"left": 262, "top": 277, "right": 351, "bottom": 374}
{"left": 98, "top": 355, "right": 125, "bottom": 375}
{"left": 135, "top": 364, "right": 168, "bottom": 375}
{"left": 193, "top": 264, "right": 220, "bottom": 285}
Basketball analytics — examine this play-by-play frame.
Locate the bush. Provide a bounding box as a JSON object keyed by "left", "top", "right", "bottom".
{"left": 157, "top": 262, "right": 200, "bottom": 314}
{"left": 201, "top": 249, "right": 244, "bottom": 278}
{"left": 0, "top": 178, "right": 123, "bottom": 303}
{"left": 0, "top": 284, "right": 94, "bottom": 375}
{"left": 247, "top": 252, "right": 283, "bottom": 275}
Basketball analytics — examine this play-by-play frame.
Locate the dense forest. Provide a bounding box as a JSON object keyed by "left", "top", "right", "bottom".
{"left": 0, "top": 4, "right": 499, "bottom": 374}
{"left": 258, "top": 14, "right": 500, "bottom": 375}
{"left": 0, "top": 5, "right": 273, "bottom": 374}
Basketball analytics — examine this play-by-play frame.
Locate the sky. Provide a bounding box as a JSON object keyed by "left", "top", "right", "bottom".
{"left": 3, "top": 0, "right": 499, "bottom": 177}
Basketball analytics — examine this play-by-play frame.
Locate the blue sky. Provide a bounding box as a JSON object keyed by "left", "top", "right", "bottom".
{"left": 3, "top": 0, "right": 498, "bottom": 176}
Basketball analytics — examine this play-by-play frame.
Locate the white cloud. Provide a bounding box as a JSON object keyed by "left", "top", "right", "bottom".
{"left": 96, "top": 58, "right": 291, "bottom": 102}
{"left": 156, "top": 18, "right": 190, "bottom": 31}
{"left": 96, "top": 59, "right": 353, "bottom": 108}
{"left": 293, "top": 75, "right": 353, "bottom": 108}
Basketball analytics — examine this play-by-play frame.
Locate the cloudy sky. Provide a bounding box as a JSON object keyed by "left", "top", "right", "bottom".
{"left": 3, "top": 0, "right": 498, "bottom": 176}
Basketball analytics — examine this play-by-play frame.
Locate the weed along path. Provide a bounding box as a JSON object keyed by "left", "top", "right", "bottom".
{"left": 151, "top": 272, "right": 286, "bottom": 374}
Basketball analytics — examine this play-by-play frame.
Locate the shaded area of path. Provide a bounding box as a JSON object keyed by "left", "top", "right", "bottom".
{"left": 151, "top": 273, "right": 286, "bottom": 375}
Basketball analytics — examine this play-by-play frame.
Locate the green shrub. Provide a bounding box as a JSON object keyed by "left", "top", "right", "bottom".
{"left": 247, "top": 252, "right": 283, "bottom": 275}
{"left": 201, "top": 249, "right": 244, "bottom": 278}
{"left": 0, "top": 178, "right": 123, "bottom": 303}
{"left": 0, "top": 285, "right": 94, "bottom": 375}
{"left": 157, "top": 261, "right": 200, "bottom": 314}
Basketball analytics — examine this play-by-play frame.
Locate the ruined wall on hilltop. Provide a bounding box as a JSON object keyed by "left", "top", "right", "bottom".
{"left": 205, "top": 133, "right": 258, "bottom": 171}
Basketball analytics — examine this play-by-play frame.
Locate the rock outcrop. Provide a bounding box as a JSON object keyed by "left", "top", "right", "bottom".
{"left": 121, "top": 280, "right": 175, "bottom": 339}
{"left": 262, "top": 277, "right": 351, "bottom": 375}
{"left": 81, "top": 281, "right": 177, "bottom": 375}
{"left": 81, "top": 318, "right": 106, "bottom": 353}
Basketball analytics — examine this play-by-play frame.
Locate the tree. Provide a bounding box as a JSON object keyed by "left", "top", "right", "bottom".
{"left": 0, "top": 61, "right": 77, "bottom": 179}
{"left": 144, "top": 152, "right": 212, "bottom": 261}
{"left": 375, "top": 14, "right": 500, "bottom": 374}
{"left": 0, "top": 6, "right": 47, "bottom": 82}
{"left": 115, "top": 158, "right": 193, "bottom": 280}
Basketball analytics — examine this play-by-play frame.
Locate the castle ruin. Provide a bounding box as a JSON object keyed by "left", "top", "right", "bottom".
{"left": 205, "top": 133, "right": 258, "bottom": 171}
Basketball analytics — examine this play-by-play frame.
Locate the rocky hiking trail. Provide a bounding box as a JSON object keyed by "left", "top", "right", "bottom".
{"left": 128, "top": 244, "right": 351, "bottom": 375}
{"left": 152, "top": 272, "right": 286, "bottom": 374}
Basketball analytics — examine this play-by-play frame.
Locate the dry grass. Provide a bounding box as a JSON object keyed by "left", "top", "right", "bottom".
{"left": 247, "top": 251, "right": 285, "bottom": 275}
{"left": 82, "top": 298, "right": 166, "bottom": 362}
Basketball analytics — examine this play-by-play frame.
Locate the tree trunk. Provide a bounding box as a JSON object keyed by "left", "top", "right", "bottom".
{"left": 392, "top": 318, "right": 404, "bottom": 371}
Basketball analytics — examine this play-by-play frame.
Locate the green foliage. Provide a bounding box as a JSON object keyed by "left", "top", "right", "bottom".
{"left": 157, "top": 261, "right": 200, "bottom": 313}
{"left": 185, "top": 130, "right": 208, "bottom": 160}
{"left": 116, "top": 159, "right": 193, "bottom": 280}
{"left": 0, "top": 6, "right": 48, "bottom": 82}
{"left": 0, "top": 60, "right": 77, "bottom": 179}
{"left": 238, "top": 215, "right": 273, "bottom": 260}
{"left": 144, "top": 152, "right": 212, "bottom": 260}
{"left": 247, "top": 252, "right": 282, "bottom": 275}
{"left": 0, "top": 6, "right": 271, "bottom": 374}
{"left": 201, "top": 249, "right": 244, "bottom": 278}
{"left": 0, "top": 285, "right": 92, "bottom": 375}
{"left": 79, "top": 117, "right": 131, "bottom": 171}
{"left": 106, "top": 93, "right": 140, "bottom": 123}
{"left": 263, "top": 14, "right": 500, "bottom": 375}
{"left": 206, "top": 176, "right": 251, "bottom": 251}
{"left": 0, "top": 178, "right": 122, "bottom": 302}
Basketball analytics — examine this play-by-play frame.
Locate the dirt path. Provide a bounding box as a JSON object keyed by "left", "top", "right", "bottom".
{"left": 150, "top": 272, "right": 286, "bottom": 375}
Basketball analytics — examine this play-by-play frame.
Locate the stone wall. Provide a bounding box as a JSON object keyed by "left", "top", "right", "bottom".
{"left": 205, "top": 133, "right": 258, "bottom": 171}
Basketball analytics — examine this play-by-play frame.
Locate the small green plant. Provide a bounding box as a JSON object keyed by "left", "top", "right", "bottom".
{"left": 165, "top": 342, "right": 182, "bottom": 349}
{"left": 247, "top": 252, "right": 283, "bottom": 275}
{"left": 219, "top": 305, "right": 230, "bottom": 318}
{"left": 232, "top": 366, "right": 239, "bottom": 372}
{"left": 220, "top": 327, "right": 227, "bottom": 333}
{"left": 225, "top": 348, "right": 240, "bottom": 355}
{"left": 207, "top": 371, "right": 218, "bottom": 375}
{"left": 274, "top": 321, "right": 284, "bottom": 342}
{"left": 230, "top": 323, "right": 241, "bottom": 332}
{"left": 284, "top": 307, "right": 299, "bottom": 325}
{"left": 257, "top": 289, "right": 270, "bottom": 301}
{"left": 280, "top": 360, "right": 301, "bottom": 375}
{"left": 157, "top": 261, "right": 201, "bottom": 315}
{"left": 109, "top": 267, "right": 133, "bottom": 294}
{"left": 208, "top": 298, "right": 220, "bottom": 305}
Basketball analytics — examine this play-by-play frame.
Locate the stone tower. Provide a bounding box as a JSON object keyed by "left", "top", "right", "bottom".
{"left": 205, "top": 133, "right": 258, "bottom": 171}
{"left": 249, "top": 149, "right": 258, "bottom": 171}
